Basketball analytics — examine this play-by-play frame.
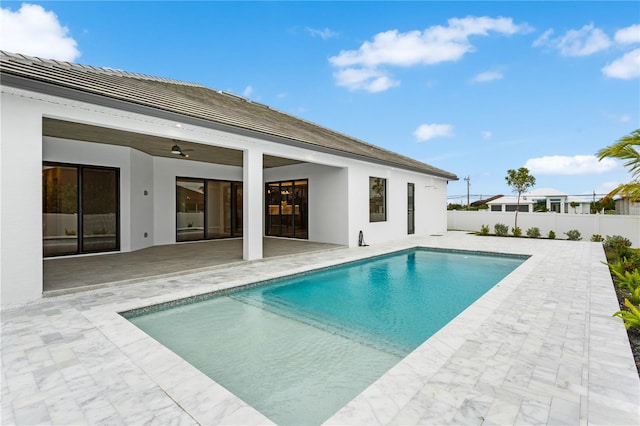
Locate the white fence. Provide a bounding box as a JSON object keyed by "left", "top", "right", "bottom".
{"left": 447, "top": 210, "right": 640, "bottom": 247}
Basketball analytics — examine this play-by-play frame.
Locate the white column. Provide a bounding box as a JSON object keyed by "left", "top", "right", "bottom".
{"left": 243, "top": 148, "right": 263, "bottom": 260}
{"left": 1, "top": 93, "right": 43, "bottom": 305}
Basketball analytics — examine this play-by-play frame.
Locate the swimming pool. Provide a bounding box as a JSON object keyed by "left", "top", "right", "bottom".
{"left": 126, "top": 248, "right": 526, "bottom": 425}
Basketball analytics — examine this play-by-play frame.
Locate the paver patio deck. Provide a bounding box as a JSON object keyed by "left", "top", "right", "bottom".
{"left": 2, "top": 232, "right": 639, "bottom": 425}
{"left": 43, "top": 238, "right": 341, "bottom": 293}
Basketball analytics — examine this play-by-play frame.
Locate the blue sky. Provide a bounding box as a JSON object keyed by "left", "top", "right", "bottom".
{"left": 2, "top": 1, "right": 639, "bottom": 202}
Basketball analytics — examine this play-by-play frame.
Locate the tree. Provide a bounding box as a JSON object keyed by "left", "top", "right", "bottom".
{"left": 505, "top": 167, "right": 536, "bottom": 229}
{"left": 597, "top": 129, "right": 640, "bottom": 202}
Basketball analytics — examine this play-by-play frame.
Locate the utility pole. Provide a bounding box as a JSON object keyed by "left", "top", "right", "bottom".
{"left": 464, "top": 176, "right": 470, "bottom": 209}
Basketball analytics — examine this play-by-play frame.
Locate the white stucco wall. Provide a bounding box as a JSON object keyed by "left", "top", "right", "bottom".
{"left": 129, "top": 149, "right": 154, "bottom": 251}
{"left": 1, "top": 92, "right": 43, "bottom": 305}
{"left": 448, "top": 210, "right": 640, "bottom": 247}
{"left": 347, "top": 164, "right": 449, "bottom": 247}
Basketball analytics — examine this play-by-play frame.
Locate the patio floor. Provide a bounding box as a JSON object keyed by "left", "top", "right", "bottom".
{"left": 2, "top": 232, "right": 639, "bottom": 425}
{"left": 43, "top": 237, "right": 342, "bottom": 294}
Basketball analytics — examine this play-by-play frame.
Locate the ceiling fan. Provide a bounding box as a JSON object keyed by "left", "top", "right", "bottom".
{"left": 170, "top": 143, "right": 193, "bottom": 158}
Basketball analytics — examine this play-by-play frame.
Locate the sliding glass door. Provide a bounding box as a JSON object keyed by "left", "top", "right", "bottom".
{"left": 176, "top": 178, "right": 242, "bottom": 242}
{"left": 43, "top": 163, "right": 119, "bottom": 257}
{"left": 266, "top": 180, "right": 308, "bottom": 239}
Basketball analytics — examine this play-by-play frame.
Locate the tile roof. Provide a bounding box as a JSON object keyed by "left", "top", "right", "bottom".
{"left": 0, "top": 51, "right": 457, "bottom": 180}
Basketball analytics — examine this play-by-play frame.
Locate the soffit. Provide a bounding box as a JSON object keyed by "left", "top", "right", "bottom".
{"left": 43, "top": 118, "right": 302, "bottom": 168}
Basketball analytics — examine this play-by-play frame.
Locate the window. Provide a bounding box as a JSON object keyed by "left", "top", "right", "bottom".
{"left": 369, "top": 177, "right": 386, "bottom": 222}
{"left": 176, "top": 178, "right": 242, "bottom": 242}
{"left": 266, "top": 180, "right": 308, "bottom": 239}
{"left": 491, "top": 205, "right": 502, "bottom": 212}
{"left": 407, "top": 183, "right": 415, "bottom": 234}
{"left": 43, "top": 163, "right": 120, "bottom": 257}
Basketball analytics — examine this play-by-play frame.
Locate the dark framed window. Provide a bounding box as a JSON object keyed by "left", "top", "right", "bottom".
{"left": 266, "top": 179, "right": 308, "bottom": 239}
{"left": 43, "top": 163, "right": 120, "bottom": 257}
{"left": 505, "top": 205, "right": 529, "bottom": 212}
{"left": 369, "top": 177, "right": 386, "bottom": 222}
{"left": 407, "top": 183, "right": 415, "bottom": 234}
{"left": 176, "top": 177, "right": 242, "bottom": 242}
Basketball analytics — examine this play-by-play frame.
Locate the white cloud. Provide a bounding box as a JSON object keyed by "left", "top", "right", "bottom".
{"left": 619, "top": 114, "right": 631, "bottom": 123}
{"left": 329, "top": 16, "right": 531, "bottom": 92}
{"left": 596, "top": 181, "right": 623, "bottom": 195}
{"left": 333, "top": 67, "right": 400, "bottom": 93}
{"left": 524, "top": 155, "right": 618, "bottom": 175}
{"left": 472, "top": 70, "right": 503, "bottom": 83}
{"left": 414, "top": 124, "right": 454, "bottom": 142}
{"left": 306, "top": 27, "right": 337, "bottom": 40}
{"left": 615, "top": 24, "right": 640, "bottom": 44}
{"left": 0, "top": 3, "right": 79, "bottom": 61}
{"left": 602, "top": 48, "right": 640, "bottom": 79}
{"left": 482, "top": 131, "right": 492, "bottom": 139}
{"left": 533, "top": 24, "right": 611, "bottom": 56}
{"left": 532, "top": 29, "right": 554, "bottom": 48}
{"left": 242, "top": 85, "right": 253, "bottom": 98}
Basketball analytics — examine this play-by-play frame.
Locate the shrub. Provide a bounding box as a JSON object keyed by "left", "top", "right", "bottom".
{"left": 604, "top": 235, "right": 632, "bottom": 250}
{"left": 612, "top": 269, "right": 640, "bottom": 304}
{"left": 548, "top": 230, "right": 556, "bottom": 239}
{"left": 604, "top": 235, "right": 634, "bottom": 259}
{"left": 512, "top": 227, "right": 522, "bottom": 237}
{"left": 613, "top": 299, "right": 640, "bottom": 330}
{"left": 494, "top": 223, "right": 509, "bottom": 236}
{"left": 621, "top": 252, "right": 640, "bottom": 271}
{"left": 526, "top": 227, "right": 541, "bottom": 238}
{"left": 590, "top": 234, "right": 604, "bottom": 242}
{"left": 479, "top": 224, "right": 490, "bottom": 235}
{"left": 565, "top": 229, "right": 582, "bottom": 241}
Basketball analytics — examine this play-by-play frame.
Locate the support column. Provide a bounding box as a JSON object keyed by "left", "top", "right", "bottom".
{"left": 1, "top": 93, "right": 43, "bottom": 305}
{"left": 243, "top": 148, "right": 263, "bottom": 261}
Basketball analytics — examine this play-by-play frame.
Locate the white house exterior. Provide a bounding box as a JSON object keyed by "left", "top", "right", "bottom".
{"left": 0, "top": 52, "right": 457, "bottom": 306}
{"left": 487, "top": 188, "right": 593, "bottom": 214}
{"left": 616, "top": 197, "right": 640, "bottom": 215}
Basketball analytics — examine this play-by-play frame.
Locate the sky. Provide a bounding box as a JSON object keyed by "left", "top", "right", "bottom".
{"left": 1, "top": 1, "right": 639, "bottom": 202}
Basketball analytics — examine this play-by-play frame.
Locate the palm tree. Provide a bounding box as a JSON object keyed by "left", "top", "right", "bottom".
{"left": 597, "top": 129, "right": 640, "bottom": 202}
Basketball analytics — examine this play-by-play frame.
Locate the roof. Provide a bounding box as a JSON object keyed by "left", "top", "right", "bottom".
{"left": 470, "top": 194, "right": 504, "bottom": 206}
{"left": 528, "top": 188, "right": 568, "bottom": 197}
{"left": 487, "top": 195, "right": 533, "bottom": 205}
{"left": 0, "top": 51, "right": 457, "bottom": 180}
{"left": 487, "top": 188, "right": 595, "bottom": 205}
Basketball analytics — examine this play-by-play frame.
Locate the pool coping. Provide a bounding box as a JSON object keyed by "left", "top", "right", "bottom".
{"left": 3, "top": 232, "right": 639, "bottom": 425}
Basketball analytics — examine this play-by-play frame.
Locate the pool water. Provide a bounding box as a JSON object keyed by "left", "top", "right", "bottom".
{"left": 128, "top": 249, "right": 525, "bottom": 425}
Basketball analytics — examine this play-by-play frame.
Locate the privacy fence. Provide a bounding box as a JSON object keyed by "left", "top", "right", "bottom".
{"left": 447, "top": 210, "right": 640, "bottom": 248}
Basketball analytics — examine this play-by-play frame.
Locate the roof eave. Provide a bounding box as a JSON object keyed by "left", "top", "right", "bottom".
{"left": 1, "top": 71, "right": 458, "bottom": 180}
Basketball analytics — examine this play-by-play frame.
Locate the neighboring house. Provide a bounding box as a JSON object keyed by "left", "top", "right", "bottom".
{"left": 470, "top": 194, "right": 503, "bottom": 208}
{"left": 616, "top": 197, "right": 640, "bottom": 215}
{"left": 487, "top": 188, "right": 593, "bottom": 214}
{"left": 0, "top": 51, "right": 457, "bottom": 305}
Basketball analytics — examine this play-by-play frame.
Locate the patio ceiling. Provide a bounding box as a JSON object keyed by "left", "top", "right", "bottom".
{"left": 43, "top": 118, "right": 305, "bottom": 168}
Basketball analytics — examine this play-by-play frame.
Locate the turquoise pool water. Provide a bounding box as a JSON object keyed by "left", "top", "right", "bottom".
{"left": 127, "top": 249, "right": 525, "bottom": 425}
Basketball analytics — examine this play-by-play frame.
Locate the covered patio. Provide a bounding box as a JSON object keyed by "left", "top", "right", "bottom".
{"left": 44, "top": 238, "right": 342, "bottom": 295}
